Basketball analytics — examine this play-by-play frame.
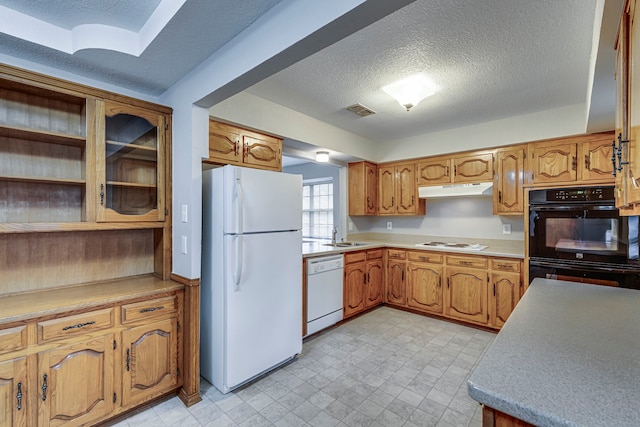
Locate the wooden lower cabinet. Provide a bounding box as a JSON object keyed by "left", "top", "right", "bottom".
{"left": 344, "top": 262, "right": 366, "bottom": 318}
{"left": 407, "top": 261, "right": 443, "bottom": 314}
{"left": 490, "top": 272, "right": 521, "bottom": 328}
{"left": 445, "top": 267, "right": 489, "bottom": 325}
{"left": 0, "top": 287, "right": 183, "bottom": 427}
{"left": 38, "top": 334, "right": 115, "bottom": 427}
{"left": 121, "top": 318, "right": 178, "bottom": 407}
{"left": 0, "top": 357, "right": 27, "bottom": 427}
{"left": 482, "top": 405, "right": 534, "bottom": 427}
{"left": 386, "top": 259, "right": 407, "bottom": 305}
{"left": 344, "top": 249, "right": 385, "bottom": 318}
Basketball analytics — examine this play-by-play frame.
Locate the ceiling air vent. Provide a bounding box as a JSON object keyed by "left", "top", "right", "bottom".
{"left": 346, "top": 103, "right": 376, "bottom": 117}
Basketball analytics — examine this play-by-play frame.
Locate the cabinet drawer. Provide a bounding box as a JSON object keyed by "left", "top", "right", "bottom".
{"left": 490, "top": 259, "right": 521, "bottom": 272}
{"left": 366, "top": 249, "right": 383, "bottom": 260}
{"left": 0, "top": 325, "right": 27, "bottom": 354}
{"left": 387, "top": 249, "right": 406, "bottom": 260}
{"left": 408, "top": 251, "right": 443, "bottom": 264}
{"left": 446, "top": 255, "right": 487, "bottom": 269}
{"left": 38, "top": 308, "right": 114, "bottom": 343}
{"left": 121, "top": 295, "right": 178, "bottom": 324}
{"left": 345, "top": 251, "right": 366, "bottom": 264}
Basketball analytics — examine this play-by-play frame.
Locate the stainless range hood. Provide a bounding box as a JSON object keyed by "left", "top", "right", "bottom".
{"left": 418, "top": 182, "right": 493, "bottom": 198}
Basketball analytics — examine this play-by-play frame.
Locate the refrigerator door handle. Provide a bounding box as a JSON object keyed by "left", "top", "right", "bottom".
{"left": 234, "top": 168, "right": 244, "bottom": 235}
{"left": 233, "top": 235, "right": 243, "bottom": 291}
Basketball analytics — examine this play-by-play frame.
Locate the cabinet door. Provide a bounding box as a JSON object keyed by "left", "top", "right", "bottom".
{"left": 38, "top": 334, "right": 115, "bottom": 427}
{"left": 396, "top": 164, "right": 417, "bottom": 214}
{"left": 344, "top": 263, "right": 366, "bottom": 318}
{"left": 529, "top": 141, "right": 577, "bottom": 184}
{"left": 386, "top": 260, "right": 406, "bottom": 305}
{"left": 615, "top": 10, "right": 630, "bottom": 208}
{"left": 0, "top": 357, "right": 27, "bottom": 427}
{"left": 97, "top": 100, "right": 166, "bottom": 222}
{"left": 242, "top": 133, "right": 282, "bottom": 171}
{"left": 417, "top": 158, "right": 451, "bottom": 185}
{"left": 490, "top": 272, "right": 521, "bottom": 328}
{"left": 348, "top": 162, "right": 377, "bottom": 215}
{"left": 365, "top": 259, "right": 383, "bottom": 308}
{"left": 378, "top": 166, "right": 396, "bottom": 214}
{"left": 208, "top": 120, "right": 242, "bottom": 164}
{"left": 582, "top": 137, "right": 614, "bottom": 182}
{"left": 121, "top": 317, "right": 178, "bottom": 407}
{"left": 407, "top": 262, "right": 443, "bottom": 314}
{"left": 445, "top": 267, "right": 488, "bottom": 324}
{"left": 626, "top": 0, "right": 640, "bottom": 205}
{"left": 453, "top": 153, "right": 494, "bottom": 183}
{"left": 494, "top": 147, "right": 524, "bottom": 215}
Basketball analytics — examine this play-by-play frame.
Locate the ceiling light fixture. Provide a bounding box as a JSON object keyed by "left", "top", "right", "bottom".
{"left": 382, "top": 73, "right": 437, "bottom": 111}
{"left": 315, "top": 151, "right": 330, "bottom": 163}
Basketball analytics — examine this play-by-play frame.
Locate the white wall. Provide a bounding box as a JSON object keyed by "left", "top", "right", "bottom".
{"left": 377, "top": 103, "right": 587, "bottom": 162}
{"left": 350, "top": 197, "right": 524, "bottom": 241}
{"left": 210, "top": 92, "right": 378, "bottom": 161}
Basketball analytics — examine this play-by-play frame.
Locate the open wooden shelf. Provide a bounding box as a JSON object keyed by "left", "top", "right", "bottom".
{"left": 0, "top": 175, "right": 86, "bottom": 186}
{"left": 0, "top": 221, "right": 165, "bottom": 234}
{"left": 0, "top": 124, "right": 85, "bottom": 147}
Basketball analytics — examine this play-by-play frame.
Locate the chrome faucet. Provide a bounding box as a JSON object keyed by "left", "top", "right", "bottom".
{"left": 331, "top": 226, "right": 339, "bottom": 245}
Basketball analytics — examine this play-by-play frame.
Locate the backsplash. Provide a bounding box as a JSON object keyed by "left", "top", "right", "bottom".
{"left": 349, "top": 197, "right": 524, "bottom": 241}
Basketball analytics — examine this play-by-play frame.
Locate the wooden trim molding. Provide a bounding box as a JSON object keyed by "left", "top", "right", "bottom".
{"left": 171, "top": 274, "right": 202, "bottom": 406}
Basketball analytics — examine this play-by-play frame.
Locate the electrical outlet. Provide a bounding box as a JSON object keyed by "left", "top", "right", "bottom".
{"left": 348, "top": 221, "right": 353, "bottom": 231}
{"left": 502, "top": 224, "right": 512, "bottom": 235}
{"left": 387, "top": 221, "right": 393, "bottom": 230}
{"left": 181, "top": 235, "right": 188, "bottom": 254}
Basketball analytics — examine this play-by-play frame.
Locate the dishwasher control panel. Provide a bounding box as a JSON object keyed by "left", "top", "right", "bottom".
{"left": 307, "top": 255, "right": 344, "bottom": 275}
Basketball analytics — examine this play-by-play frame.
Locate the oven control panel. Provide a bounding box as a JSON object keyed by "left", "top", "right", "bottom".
{"left": 530, "top": 186, "right": 614, "bottom": 203}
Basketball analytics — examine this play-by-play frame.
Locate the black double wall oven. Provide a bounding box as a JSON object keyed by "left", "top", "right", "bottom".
{"left": 528, "top": 186, "right": 640, "bottom": 289}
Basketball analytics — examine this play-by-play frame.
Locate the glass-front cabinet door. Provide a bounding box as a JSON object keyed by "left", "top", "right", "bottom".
{"left": 96, "top": 100, "right": 165, "bottom": 222}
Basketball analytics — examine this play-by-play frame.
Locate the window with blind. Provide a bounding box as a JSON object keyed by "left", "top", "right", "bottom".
{"left": 302, "top": 179, "right": 334, "bottom": 239}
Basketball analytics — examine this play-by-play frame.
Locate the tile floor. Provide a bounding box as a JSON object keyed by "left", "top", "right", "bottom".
{"left": 111, "top": 307, "right": 495, "bottom": 427}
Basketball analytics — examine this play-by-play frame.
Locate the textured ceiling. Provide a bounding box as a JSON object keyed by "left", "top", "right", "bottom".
{"left": 247, "top": 0, "right": 601, "bottom": 143}
{"left": 0, "top": 0, "right": 618, "bottom": 150}
{"left": 0, "top": 0, "right": 286, "bottom": 95}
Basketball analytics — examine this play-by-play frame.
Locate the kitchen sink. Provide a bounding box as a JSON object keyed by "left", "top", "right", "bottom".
{"left": 322, "top": 242, "right": 367, "bottom": 247}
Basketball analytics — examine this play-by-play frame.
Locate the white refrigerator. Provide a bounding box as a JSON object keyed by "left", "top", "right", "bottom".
{"left": 201, "top": 165, "right": 303, "bottom": 394}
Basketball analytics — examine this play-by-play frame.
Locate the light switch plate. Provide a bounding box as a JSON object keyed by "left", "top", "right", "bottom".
{"left": 387, "top": 221, "right": 393, "bottom": 230}
{"left": 502, "top": 224, "right": 512, "bottom": 235}
{"left": 181, "top": 204, "right": 188, "bottom": 223}
{"left": 181, "top": 235, "right": 188, "bottom": 254}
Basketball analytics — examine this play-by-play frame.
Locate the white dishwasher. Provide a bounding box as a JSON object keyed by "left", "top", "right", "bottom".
{"left": 305, "top": 254, "right": 344, "bottom": 337}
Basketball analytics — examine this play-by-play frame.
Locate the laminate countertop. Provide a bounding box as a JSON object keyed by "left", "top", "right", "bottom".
{"left": 303, "top": 233, "right": 524, "bottom": 259}
{"left": 467, "top": 278, "right": 640, "bottom": 427}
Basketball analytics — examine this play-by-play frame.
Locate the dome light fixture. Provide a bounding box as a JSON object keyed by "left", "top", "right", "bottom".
{"left": 382, "top": 73, "right": 437, "bottom": 111}
{"left": 315, "top": 151, "right": 330, "bottom": 163}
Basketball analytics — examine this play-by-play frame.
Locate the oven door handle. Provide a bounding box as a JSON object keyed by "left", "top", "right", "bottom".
{"left": 529, "top": 205, "right": 618, "bottom": 212}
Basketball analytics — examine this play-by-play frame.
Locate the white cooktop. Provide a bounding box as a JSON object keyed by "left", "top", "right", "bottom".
{"left": 415, "top": 242, "right": 488, "bottom": 251}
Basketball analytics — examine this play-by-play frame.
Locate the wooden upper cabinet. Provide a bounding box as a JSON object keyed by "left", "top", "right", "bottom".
{"left": 96, "top": 100, "right": 166, "bottom": 222}
{"left": 378, "top": 163, "right": 425, "bottom": 216}
{"left": 417, "top": 158, "right": 451, "bottom": 185}
{"left": 493, "top": 146, "right": 525, "bottom": 215}
{"left": 582, "top": 134, "right": 615, "bottom": 182}
{"left": 208, "top": 120, "right": 241, "bottom": 164}
{"left": 348, "top": 161, "right": 377, "bottom": 215}
{"left": 528, "top": 139, "right": 578, "bottom": 184}
{"left": 453, "top": 153, "right": 494, "bottom": 183}
{"left": 526, "top": 133, "right": 615, "bottom": 186}
{"left": 207, "top": 120, "right": 282, "bottom": 171}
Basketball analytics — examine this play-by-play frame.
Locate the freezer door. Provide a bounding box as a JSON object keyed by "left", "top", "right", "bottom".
{"left": 223, "top": 165, "right": 302, "bottom": 234}
{"left": 223, "top": 230, "right": 302, "bottom": 389}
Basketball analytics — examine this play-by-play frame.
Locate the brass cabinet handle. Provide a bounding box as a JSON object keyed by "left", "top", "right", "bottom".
{"left": 62, "top": 321, "right": 95, "bottom": 331}
{"left": 42, "top": 374, "right": 48, "bottom": 401}
{"left": 571, "top": 156, "right": 577, "bottom": 170}
{"left": 16, "top": 382, "right": 22, "bottom": 410}
{"left": 460, "top": 261, "right": 473, "bottom": 266}
{"left": 126, "top": 349, "right": 131, "bottom": 371}
{"left": 493, "top": 283, "right": 496, "bottom": 296}
{"left": 100, "top": 184, "right": 104, "bottom": 206}
{"left": 391, "top": 196, "right": 394, "bottom": 207}
{"left": 445, "top": 166, "right": 449, "bottom": 177}
{"left": 498, "top": 190, "right": 502, "bottom": 204}
{"left": 235, "top": 139, "right": 240, "bottom": 156}
{"left": 584, "top": 154, "right": 590, "bottom": 170}
{"left": 140, "top": 306, "right": 164, "bottom": 313}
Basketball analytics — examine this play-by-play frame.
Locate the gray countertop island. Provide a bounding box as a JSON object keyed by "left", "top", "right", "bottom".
{"left": 467, "top": 278, "right": 640, "bottom": 427}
